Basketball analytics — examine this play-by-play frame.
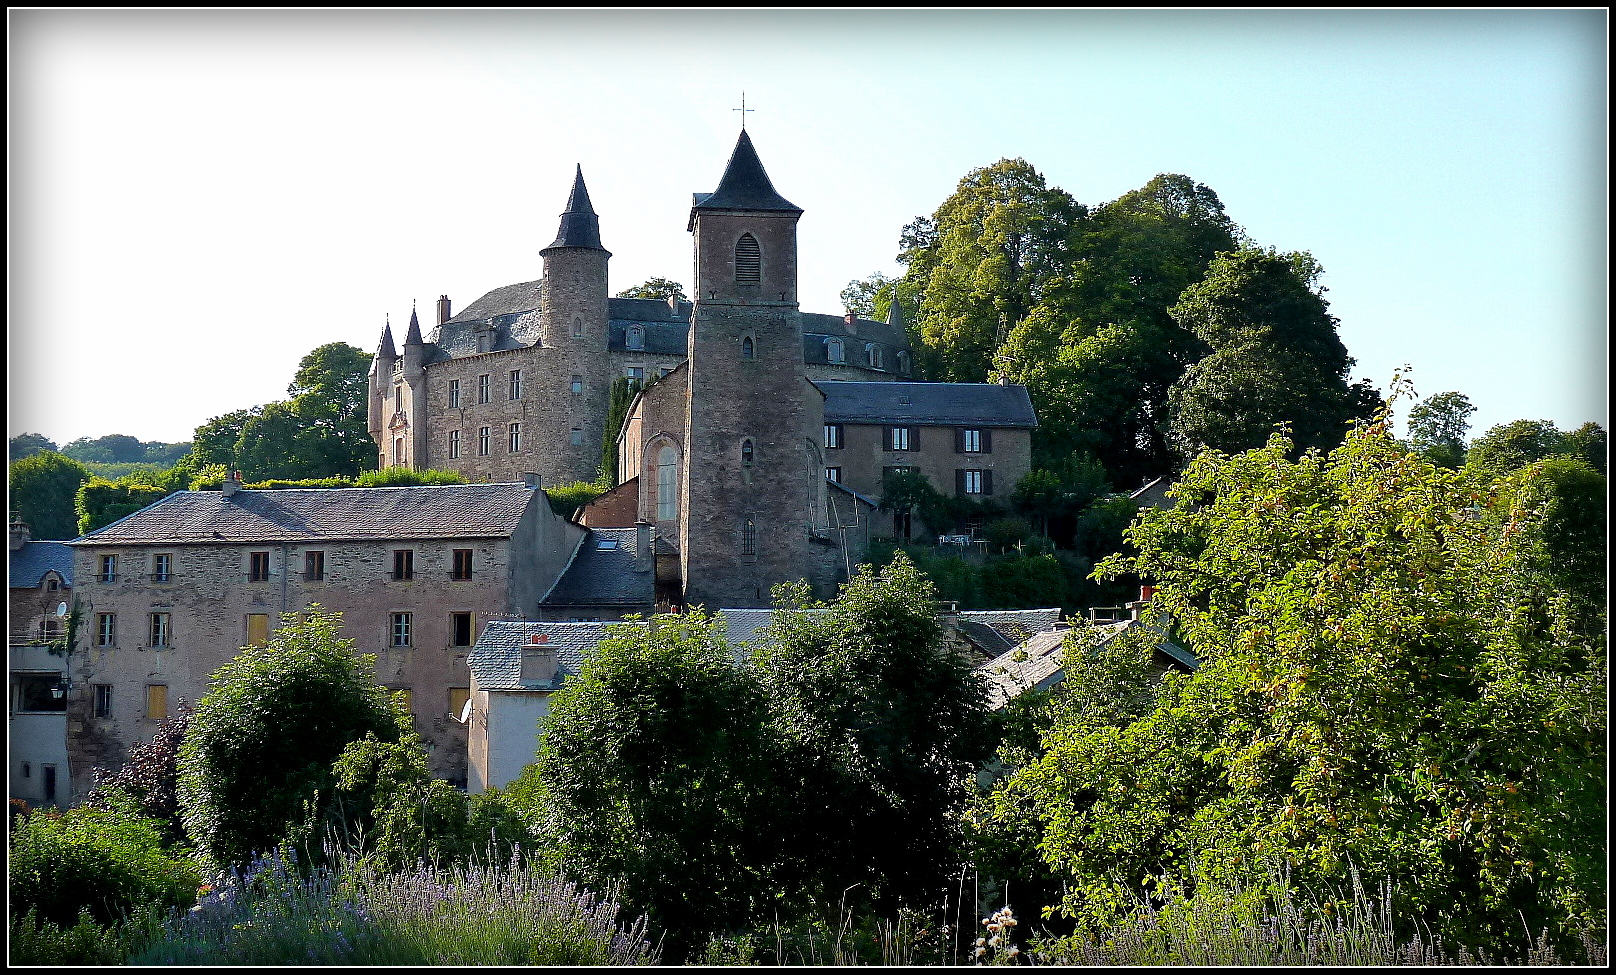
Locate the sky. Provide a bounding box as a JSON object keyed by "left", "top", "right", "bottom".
{"left": 8, "top": 10, "right": 1607, "bottom": 451}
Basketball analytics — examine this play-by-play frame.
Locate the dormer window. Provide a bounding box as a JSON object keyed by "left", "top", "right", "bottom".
{"left": 826, "top": 337, "right": 845, "bottom": 363}
{"left": 735, "top": 233, "right": 761, "bottom": 284}
{"left": 896, "top": 350, "right": 911, "bottom": 375}
{"left": 627, "top": 324, "right": 645, "bottom": 351}
{"left": 866, "top": 343, "right": 883, "bottom": 369}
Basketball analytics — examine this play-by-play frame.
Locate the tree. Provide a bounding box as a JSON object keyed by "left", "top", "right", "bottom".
{"left": 9, "top": 432, "right": 57, "bottom": 461}
{"left": 757, "top": 555, "right": 991, "bottom": 917}
{"left": 87, "top": 705, "right": 191, "bottom": 844}
{"left": 75, "top": 478, "right": 171, "bottom": 536}
{"left": 600, "top": 376, "right": 641, "bottom": 484}
{"left": 1165, "top": 248, "right": 1380, "bottom": 460}
{"left": 840, "top": 272, "right": 897, "bottom": 319}
{"left": 1406, "top": 391, "right": 1476, "bottom": 469}
{"left": 1562, "top": 421, "right": 1607, "bottom": 476}
{"left": 188, "top": 407, "right": 261, "bottom": 471}
{"left": 232, "top": 401, "right": 309, "bottom": 481}
{"left": 283, "top": 342, "right": 375, "bottom": 477}
{"left": 615, "top": 277, "right": 688, "bottom": 302}
{"left": 60, "top": 434, "right": 147, "bottom": 464}
{"left": 8, "top": 806, "right": 200, "bottom": 929}
{"left": 1464, "top": 419, "right": 1568, "bottom": 481}
{"left": 511, "top": 611, "right": 785, "bottom": 960}
{"left": 987, "top": 413, "right": 1606, "bottom": 959}
{"left": 9, "top": 451, "right": 90, "bottom": 539}
{"left": 178, "top": 608, "right": 397, "bottom": 868}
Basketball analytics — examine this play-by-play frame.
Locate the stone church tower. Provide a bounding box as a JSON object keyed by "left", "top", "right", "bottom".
{"left": 680, "top": 131, "right": 827, "bottom": 609}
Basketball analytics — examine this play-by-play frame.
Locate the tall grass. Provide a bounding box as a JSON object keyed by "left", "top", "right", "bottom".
{"left": 128, "top": 846, "right": 656, "bottom": 966}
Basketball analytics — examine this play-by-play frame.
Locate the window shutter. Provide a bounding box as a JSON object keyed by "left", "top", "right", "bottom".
{"left": 735, "top": 234, "right": 761, "bottom": 284}
{"left": 883, "top": 427, "right": 892, "bottom": 451}
{"left": 908, "top": 427, "right": 919, "bottom": 451}
{"left": 956, "top": 469, "right": 966, "bottom": 496}
{"left": 983, "top": 469, "right": 994, "bottom": 496}
{"left": 982, "top": 428, "right": 993, "bottom": 453}
{"left": 955, "top": 428, "right": 964, "bottom": 454}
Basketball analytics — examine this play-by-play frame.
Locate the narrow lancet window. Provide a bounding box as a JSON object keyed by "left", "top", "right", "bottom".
{"left": 735, "top": 233, "right": 761, "bottom": 284}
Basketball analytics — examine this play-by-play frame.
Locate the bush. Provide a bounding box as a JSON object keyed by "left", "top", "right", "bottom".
{"left": 8, "top": 904, "right": 168, "bottom": 966}
{"left": 544, "top": 479, "right": 608, "bottom": 519}
{"left": 87, "top": 704, "right": 191, "bottom": 844}
{"left": 179, "top": 608, "right": 398, "bottom": 868}
{"left": 8, "top": 806, "right": 199, "bottom": 928}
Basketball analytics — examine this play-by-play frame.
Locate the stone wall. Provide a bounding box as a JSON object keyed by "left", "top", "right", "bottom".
{"left": 826, "top": 423, "right": 1033, "bottom": 534}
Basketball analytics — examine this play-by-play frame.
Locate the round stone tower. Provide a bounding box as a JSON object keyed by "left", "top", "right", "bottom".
{"left": 539, "top": 166, "right": 612, "bottom": 484}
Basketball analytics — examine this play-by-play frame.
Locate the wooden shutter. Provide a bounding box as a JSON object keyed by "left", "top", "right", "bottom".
{"left": 954, "top": 428, "right": 964, "bottom": 453}
{"left": 145, "top": 684, "right": 168, "bottom": 721}
{"left": 908, "top": 426, "right": 919, "bottom": 451}
{"left": 983, "top": 469, "right": 994, "bottom": 496}
{"left": 982, "top": 428, "right": 993, "bottom": 454}
{"left": 882, "top": 427, "right": 893, "bottom": 451}
{"left": 955, "top": 469, "right": 967, "bottom": 496}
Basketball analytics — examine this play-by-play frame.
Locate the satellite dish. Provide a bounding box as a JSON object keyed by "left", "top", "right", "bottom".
{"left": 56, "top": 602, "right": 68, "bottom": 617}
{"left": 457, "top": 699, "right": 473, "bottom": 724}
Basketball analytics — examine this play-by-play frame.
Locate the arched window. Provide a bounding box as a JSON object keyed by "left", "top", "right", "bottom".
{"left": 741, "top": 336, "right": 755, "bottom": 360}
{"left": 741, "top": 439, "right": 755, "bottom": 467}
{"left": 656, "top": 446, "right": 678, "bottom": 521}
{"left": 571, "top": 316, "right": 583, "bottom": 338}
{"left": 826, "top": 337, "right": 845, "bottom": 363}
{"left": 740, "top": 518, "right": 757, "bottom": 556}
{"left": 627, "top": 324, "right": 645, "bottom": 351}
{"left": 735, "top": 233, "right": 761, "bottom": 284}
{"left": 866, "top": 343, "right": 883, "bottom": 369}
{"left": 896, "top": 350, "right": 911, "bottom": 375}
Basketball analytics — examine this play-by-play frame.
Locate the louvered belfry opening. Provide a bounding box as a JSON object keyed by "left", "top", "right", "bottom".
{"left": 735, "top": 233, "right": 761, "bottom": 284}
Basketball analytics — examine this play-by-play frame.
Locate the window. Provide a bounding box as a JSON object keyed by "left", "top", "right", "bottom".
{"left": 149, "top": 613, "right": 170, "bottom": 648}
{"left": 477, "top": 374, "right": 491, "bottom": 404}
{"left": 37, "top": 618, "right": 62, "bottom": 641}
{"left": 13, "top": 675, "right": 66, "bottom": 713}
{"left": 478, "top": 427, "right": 491, "bottom": 456}
{"left": 451, "top": 612, "right": 473, "bottom": 647}
{"left": 391, "top": 613, "right": 412, "bottom": 648}
{"left": 823, "top": 423, "right": 842, "bottom": 449}
{"left": 741, "top": 439, "right": 755, "bottom": 467}
{"left": 741, "top": 336, "right": 755, "bottom": 360}
{"left": 570, "top": 428, "right": 585, "bottom": 447}
{"left": 452, "top": 549, "right": 473, "bottom": 580}
{"left": 960, "top": 428, "right": 982, "bottom": 454}
{"left": 96, "top": 613, "right": 116, "bottom": 647}
{"left": 886, "top": 426, "right": 915, "bottom": 451}
{"left": 145, "top": 684, "right": 168, "bottom": 721}
{"left": 448, "top": 379, "right": 461, "bottom": 408}
{"left": 826, "top": 337, "right": 845, "bottom": 363}
{"left": 305, "top": 550, "right": 326, "bottom": 581}
{"left": 393, "top": 549, "right": 414, "bottom": 581}
{"left": 626, "top": 366, "right": 644, "bottom": 382}
{"left": 740, "top": 518, "right": 757, "bottom": 557}
{"left": 47, "top": 577, "right": 59, "bottom": 591}
{"left": 94, "top": 684, "right": 113, "bottom": 718}
{"left": 571, "top": 374, "right": 583, "bottom": 394}
{"left": 449, "top": 687, "right": 471, "bottom": 721}
{"left": 152, "top": 553, "right": 171, "bottom": 582}
{"left": 394, "top": 383, "right": 404, "bottom": 408}
{"left": 249, "top": 551, "right": 271, "bottom": 582}
{"left": 866, "top": 343, "right": 883, "bottom": 369}
{"left": 658, "top": 367, "right": 672, "bottom": 379}
{"left": 247, "top": 614, "right": 270, "bottom": 646}
{"left": 627, "top": 324, "right": 645, "bottom": 350}
{"left": 572, "top": 317, "right": 584, "bottom": 338}
{"left": 735, "top": 233, "right": 761, "bottom": 284}
{"left": 958, "top": 469, "right": 993, "bottom": 496}
{"left": 509, "top": 369, "right": 523, "bottom": 400}
{"left": 897, "top": 350, "right": 911, "bottom": 375}
{"left": 509, "top": 422, "right": 522, "bottom": 453}
{"left": 826, "top": 466, "right": 842, "bottom": 482}
{"left": 393, "top": 437, "right": 405, "bottom": 467}
{"left": 656, "top": 446, "right": 678, "bottom": 521}
{"left": 448, "top": 429, "right": 461, "bottom": 459}
{"left": 99, "top": 554, "right": 117, "bottom": 583}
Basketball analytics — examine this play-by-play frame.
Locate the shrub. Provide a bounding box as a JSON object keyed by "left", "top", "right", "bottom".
{"left": 544, "top": 479, "right": 608, "bottom": 519}
{"left": 8, "top": 806, "right": 199, "bottom": 928}
{"left": 8, "top": 904, "right": 168, "bottom": 966}
{"left": 87, "top": 704, "right": 191, "bottom": 844}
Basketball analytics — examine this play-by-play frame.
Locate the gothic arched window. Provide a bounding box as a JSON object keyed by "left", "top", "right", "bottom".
{"left": 735, "top": 233, "right": 761, "bottom": 284}
{"left": 826, "top": 337, "right": 845, "bottom": 363}
{"left": 741, "top": 335, "right": 755, "bottom": 360}
{"left": 656, "top": 445, "right": 678, "bottom": 521}
{"left": 866, "top": 343, "right": 883, "bottom": 369}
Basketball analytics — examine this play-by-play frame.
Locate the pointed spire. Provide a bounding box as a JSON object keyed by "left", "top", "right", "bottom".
{"left": 404, "top": 304, "right": 424, "bottom": 346}
{"left": 692, "top": 130, "right": 801, "bottom": 214}
{"left": 377, "top": 319, "right": 396, "bottom": 359}
{"left": 545, "top": 165, "right": 607, "bottom": 251}
{"left": 885, "top": 291, "right": 904, "bottom": 329}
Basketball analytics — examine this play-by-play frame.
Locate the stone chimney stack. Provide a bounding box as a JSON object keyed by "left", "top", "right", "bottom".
{"left": 436, "top": 294, "right": 452, "bottom": 326}
{"left": 9, "top": 516, "right": 30, "bottom": 551}
{"left": 223, "top": 471, "right": 242, "bottom": 497}
{"left": 636, "top": 520, "right": 652, "bottom": 571}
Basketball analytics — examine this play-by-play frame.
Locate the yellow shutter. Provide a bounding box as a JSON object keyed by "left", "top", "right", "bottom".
{"left": 145, "top": 684, "right": 168, "bottom": 721}
{"left": 247, "top": 614, "right": 270, "bottom": 647}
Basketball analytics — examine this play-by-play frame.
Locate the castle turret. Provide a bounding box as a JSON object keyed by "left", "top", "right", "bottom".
{"left": 540, "top": 165, "right": 612, "bottom": 483}
{"left": 397, "top": 307, "right": 429, "bottom": 468}
{"left": 368, "top": 319, "right": 398, "bottom": 466}
{"left": 886, "top": 292, "right": 904, "bottom": 329}
{"left": 681, "top": 130, "right": 823, "bottom": 608}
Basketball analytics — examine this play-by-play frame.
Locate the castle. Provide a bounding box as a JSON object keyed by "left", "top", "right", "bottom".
{"left": 368, "top": 129, "right": 1037, "bottom": 609}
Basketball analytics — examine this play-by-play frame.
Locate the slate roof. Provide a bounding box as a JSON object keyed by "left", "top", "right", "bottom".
{"left": 70, "top": 484, "right": 540, "bottom": 545}
{"left": 976, "top": 619, "right": 1197, "bottom": 709}
{"left": 469, "top": 619, "right": 610, "bottom": 691}
{"left": 540, "top": 528, "right": 654, "bottom": 608}
{"left": 444, "top": 280, "right": 544, "bottom": 326}
{"left": 10, "top": 540, "right": 75, "bottom": 588}
{"left": 609, "top": 297, "right": 692, "bottom": 323}
{"left": 546, "top": 166, "right": 608, "bottom": 253}
{"left": 816, "top": 381, "right": 1038, "bottom": 428}
{"left": 954, "top": 608, "right": 1063, "bottom": 657}
{"left": 691, "top": 130, "right": 801, "bottom": 217}
{"left": 425, "top": 310, "right": 543, "bottom": 363}
{"left": 609, "top": 318, "right": 688, "bottom": 356}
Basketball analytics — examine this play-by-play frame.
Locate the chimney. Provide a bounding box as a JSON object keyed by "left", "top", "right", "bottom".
{"left": 223, "top": 471, "right": 243, "bottom": 497}
{"left": 844, "top": 311, "right": 857, "bottom": 327}
{"left": 523, "top": 471, "right": 543, "bottom": 490}
{"left": 9, "top": 516, "right": 30, "bottom": 551}
{"left": 636, "top": 520, "right": 652, "bottom": 571}
{"left": 521, "top": 631, "right": 557, "bottom": 685}
{"left": 437, "top": 294, "right": 452, "bottom": 326}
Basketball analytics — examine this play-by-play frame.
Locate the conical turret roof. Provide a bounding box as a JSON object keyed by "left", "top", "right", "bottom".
{"left": 692, "top": 130, "right": 801, "bottom": 214}
{"left": 377, "top": 320, "right": 397, "bottom": 359}
{"left": 886, "top": 292, "right": 904, "bottom": 329}
{"left": 545, "top": 165, "right": 607, "bottom": 251}
{"left": 404, "top": 306, "right": 424, "bottom": 346}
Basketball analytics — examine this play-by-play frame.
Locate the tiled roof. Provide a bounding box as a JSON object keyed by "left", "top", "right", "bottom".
{"left": 540, "top": 528, "right": 654, "bottom": 608}
{"left": 470, "top": 619, "right": 612, "bottom": 691}
{"left": 956, "top": 608, "right": 1063, "bottom": 656}
{"left": 816, "top": 381, "right": 1038, "bottom": 428}
{"left": 70, "top": 484, "right": 540, "bottom": 545}
{"left": 10, "top": 540, "right": 75, "bottom": 588}
{"left": 691, "top": 130, "right": 801, "bottom": 215}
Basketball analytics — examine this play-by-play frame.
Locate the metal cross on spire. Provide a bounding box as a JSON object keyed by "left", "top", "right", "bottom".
{"left": 733, "top": 92, "right": 754, "bottom": 129}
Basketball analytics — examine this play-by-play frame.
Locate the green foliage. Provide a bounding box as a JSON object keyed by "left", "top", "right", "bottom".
{"left": 190, "top": 407, "right": 259, "bottom": 470}
{"left": 351, "top": 467, "right": 464, "bottom": 487}
{"left": 601, "top": 375, "right": 642, "bottom": 484}
{"left": 987, "top": 411, "right": 1606, "bottom": 958}
{"left": 840, "top": 272, "right": 898, "bottom": 319}
{"left": 75, "top": 477, "right": 172, "bottom": 535}
{"left": 1464, "top": 418, "right": 1607, "bottom": 481}
{"left": 1165, "top": 247, "right": 1380, "bottom": 461}
{"left": 8, "top": 450, "right": 90, "bottom": 539}
{"left": 60, "top": 433, "right": 148, "bottom": 463}
{"left": 9, "top": 431, "right": 58, "bottom": 461}
{"left": 178, "top": 608, "right": 398, "bottom": 869}
{"left": 9, "top": 903, "right": 168, "bottom": 966}
{"left": 511, "top": 611, "right": 784, "bottom": 960}
{"left": 614, "top": 276, "right": 687, "bottom": 302}
{"left": 544, "top": 479, "right": 608, "bottom": 519}
{"left": 8, "top": 806, "right": 199, "bottom": 928}
{"left": 87, "top": 705, "right": 192, "bottom": 844}
{"left": 1406, "top": 391, "right": 1476, "bottom": 469}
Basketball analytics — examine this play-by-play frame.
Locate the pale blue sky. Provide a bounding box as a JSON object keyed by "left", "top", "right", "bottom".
{"left": 9, "top": 10, "right": 1606, "bottom": 449}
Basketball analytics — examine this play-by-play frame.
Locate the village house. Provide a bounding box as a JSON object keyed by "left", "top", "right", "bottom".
{"left": 9, "top": 518, "right": 74, "bottom": 807}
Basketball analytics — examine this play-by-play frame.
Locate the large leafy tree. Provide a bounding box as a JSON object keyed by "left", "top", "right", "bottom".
{"left": 1406, "top": 391, "right": 1477, "bottom": 469}
{"left": 9, "top": 432, "right": 58, "bottom": 461}
{"left": 1462, "top": 418, "right": 1609, "bottom": 481}
{"left": 615, "top": 276, "right": 688, "bottom": 302}
{"left": 986, "top": 413, "right": 1606, "bottom": 958}
{"left": 9, "top": 451, "right": 90, "bottom": 539}
{"left": 1166, "top": 247, "right": 1380, "bottom": 460}
{"left": 178, "top": 608, "right": 397, "bottom": 868}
